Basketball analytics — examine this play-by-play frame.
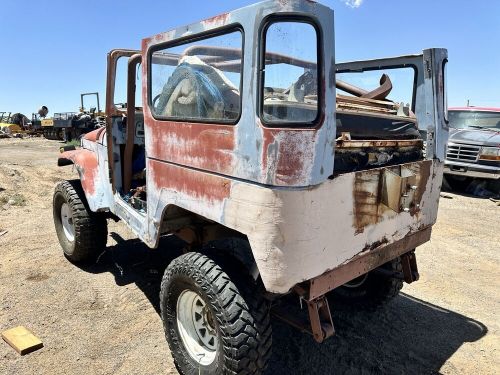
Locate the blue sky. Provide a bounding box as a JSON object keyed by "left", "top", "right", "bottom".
{"left": 0, "top": 0, "right": 499, "bottom": 116}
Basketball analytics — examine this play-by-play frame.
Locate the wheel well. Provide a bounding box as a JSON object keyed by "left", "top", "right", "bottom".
{"left": 159, "top": 205, "right": 259, "bottom": 279}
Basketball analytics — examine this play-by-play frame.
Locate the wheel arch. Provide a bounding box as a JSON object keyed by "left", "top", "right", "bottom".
{"left": 158, "top": 204, "right": 260, "bottom": 280}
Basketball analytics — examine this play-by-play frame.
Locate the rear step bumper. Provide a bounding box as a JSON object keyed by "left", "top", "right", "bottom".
{"left": 273, "top": 227, "right": 429, "bottom": 343}
{"left": 297, "top": 227, "right": 430, "bottom": 301}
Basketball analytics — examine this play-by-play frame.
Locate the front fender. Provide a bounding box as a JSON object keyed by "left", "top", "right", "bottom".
{"left": 57, "top": 149, "right": 103, "bottom": 209}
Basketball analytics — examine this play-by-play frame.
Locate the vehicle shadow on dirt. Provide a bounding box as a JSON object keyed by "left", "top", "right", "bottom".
{"left": 268, "top": 295, "right": 487, "bottom": 374}
{"left": 442, "top": 176, "right": 499, "bottom": 200}
{"left": 78, "top": 232, "right": 488, "bottom": 375}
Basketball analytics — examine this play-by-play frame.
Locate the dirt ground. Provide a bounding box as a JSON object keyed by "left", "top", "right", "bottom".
{"left": 0, "top": 138, "right": 498, "bottom": 375}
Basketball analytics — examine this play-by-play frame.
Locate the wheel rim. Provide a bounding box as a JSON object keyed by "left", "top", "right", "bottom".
{"left": 60, "top": 203, "right": 75, "bottom": 242}
{"left": 344, "top": 273, "right": 369, "bottom": 288}
{"left": 176, "top": 290, "right": 218, "bottom": 366}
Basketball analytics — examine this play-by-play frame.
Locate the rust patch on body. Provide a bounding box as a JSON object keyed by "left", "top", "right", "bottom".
{"left": 362, "top": 237, "right": 389, "bottom": 252}
{"left": 353, "top": 160, "right": 432, "bottom": 233}
{"left": 149, "top": 158, "right": 231, "bottom": 204}
{"left": 201, "top": 13, "right": 230, "bottom": 28}
{"left": 147, "top": 120, "right": 235, "bottom": 176}
{"left": 261, "top": 127, "right": 318, "bottom": 185}
{"left": 353, "top": 168, "right": 384, "bottom": 233}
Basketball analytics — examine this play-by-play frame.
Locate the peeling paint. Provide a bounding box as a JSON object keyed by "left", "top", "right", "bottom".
{"left": 59, "top": 149, "right": 98, "bottom": 196}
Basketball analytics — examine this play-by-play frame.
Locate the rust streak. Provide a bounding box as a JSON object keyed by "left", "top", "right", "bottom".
{"left": 201, "top": 13, "right": 230, "bottom": 28}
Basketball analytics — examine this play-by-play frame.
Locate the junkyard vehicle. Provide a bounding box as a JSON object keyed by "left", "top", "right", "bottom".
{"left": 30, "top": 106, "right": 49, "bottom": 134}
{"left": 0, "top": 111, "right": 29, "bottom": 134}
{"left": 0, "top": 107, "right": 47, "bottom": 135}
{"left": 42, "top": 92, "right": 105, "bottom": 141}
{"left": 53, "top": 1, "right": 448, "bottom": 373}
{"left": 444, "top": 107, "right": 500, "bottom": 183}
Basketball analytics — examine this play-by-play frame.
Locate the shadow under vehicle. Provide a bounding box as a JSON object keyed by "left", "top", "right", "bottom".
{"left": 81, "top": 233, "right": 487, "bottom": 375}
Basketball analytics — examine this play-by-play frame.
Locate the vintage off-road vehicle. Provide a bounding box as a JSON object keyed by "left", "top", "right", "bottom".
{"left": 52, "top": 1, "right": 448, "bottom": 373}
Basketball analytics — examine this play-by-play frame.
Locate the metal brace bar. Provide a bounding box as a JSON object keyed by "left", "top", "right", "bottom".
{"left": 401, "top": 251, "right": 419, "bottom": 283}
{"left": 272, "top": 294, "right": 335, "bottom": 343}
{"left": 306, "top": 296, "right": 335, "bottom": 343}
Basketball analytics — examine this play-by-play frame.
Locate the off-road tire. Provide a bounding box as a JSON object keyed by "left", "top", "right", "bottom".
{"left": 332, "top": 257, "right": 404, "bottom": 308}
{"left": 160, "top": 252, "right": 272, "bottom": 375}
{"left": 53, "top": 180, "right": 107, "bottom": 262}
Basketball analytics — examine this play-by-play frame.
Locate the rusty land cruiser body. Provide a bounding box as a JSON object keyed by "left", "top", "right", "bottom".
{"left": 52, "top": 1, "right": 448, "bottom": 373}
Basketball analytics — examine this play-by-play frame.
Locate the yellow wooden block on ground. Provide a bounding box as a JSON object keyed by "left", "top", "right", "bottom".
{"left": 1, "top": 326, "right": 43, "bottom": 355}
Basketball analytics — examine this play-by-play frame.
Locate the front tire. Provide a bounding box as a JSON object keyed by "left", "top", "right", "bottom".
{"left": 53, "top": 180, "right": 107, "bottom": 262}
{"left": 160, "top": 252, "right": 272, "bottom": 375}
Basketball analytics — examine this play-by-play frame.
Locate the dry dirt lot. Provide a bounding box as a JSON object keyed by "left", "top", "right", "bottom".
{"left": 0, "top": 138, "right": 498, "bottom": 375}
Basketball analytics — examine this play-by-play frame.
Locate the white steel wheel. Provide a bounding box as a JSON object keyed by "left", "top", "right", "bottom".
{"left": 161, "top": 252, "right": 272, "bottom": 374}
{"left": 176, "top": 289, "right": 218, "bottom": 366}
{"left": 60, "top": 203, "right": 75, "bottom": 242}
{"left": 343, "top": 273, "right": 369, "bottom": 289}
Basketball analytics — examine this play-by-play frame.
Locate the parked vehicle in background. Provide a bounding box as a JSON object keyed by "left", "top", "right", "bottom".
{"left": 52, "top": 1, "right": 449, "bottom": 373}
{"left": 0, "top": 106, "right": 48, "bottom": 135}
{"left": 444, "top": 107, "right": 500, "bottom": 190}
{"left": 42, "top": 93, "right": 105, "bottom": 141}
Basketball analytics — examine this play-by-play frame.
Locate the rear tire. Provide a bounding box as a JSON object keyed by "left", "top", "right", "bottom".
{"left": 160, "top": 252, "right": 272, "bottom": 375}
{"left": 332, "top": 257, "right": 403, "bottom": 308}
{"left": 53, "top": 180, "right": 107, "bottom": 262}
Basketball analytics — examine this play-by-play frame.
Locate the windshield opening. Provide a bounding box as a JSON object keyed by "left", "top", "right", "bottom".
{"left": 448, "top": 110, "right": 500, "bottom": 130}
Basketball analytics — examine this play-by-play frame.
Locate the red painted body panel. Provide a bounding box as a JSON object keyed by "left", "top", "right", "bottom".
{"left": 149, "top": 158, "right": 231, "bottom": 204}
{"left": 260, "top": 126, "right": 320, "bottom": 185}
{"left": 146, "top": 121, "right": 236, "bottom": 176}
{"left": 59, "top": 149, "right": 99, "bottom": 195}
{"left": 83, "top": 127, "right": 106, "bottom": 142}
